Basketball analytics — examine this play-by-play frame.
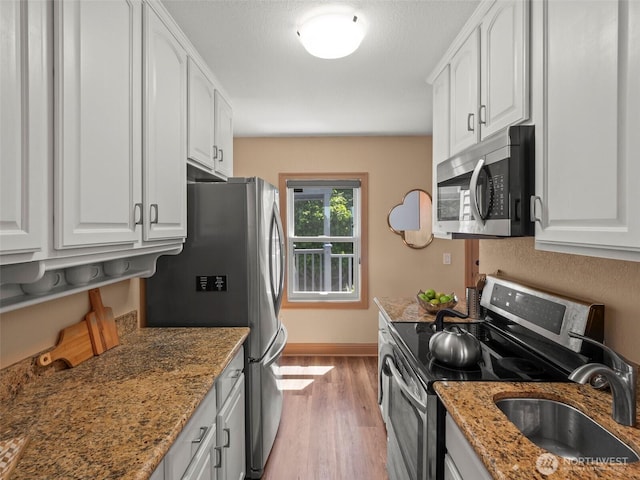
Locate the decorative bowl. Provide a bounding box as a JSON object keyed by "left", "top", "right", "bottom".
{"left": 416, "top": 291, "right": 458, "bottom": 313}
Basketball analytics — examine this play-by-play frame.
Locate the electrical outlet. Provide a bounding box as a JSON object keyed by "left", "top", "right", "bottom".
{"left": 443, "top": 253, "right": 451, "bottom": 265}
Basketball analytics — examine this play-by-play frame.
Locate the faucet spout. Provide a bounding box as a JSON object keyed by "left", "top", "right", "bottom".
{"left": 568, "top": 332, "right": 637, "bottom": 427}
{"left": 569, "top": 363, "right": 637, "bottom": 427}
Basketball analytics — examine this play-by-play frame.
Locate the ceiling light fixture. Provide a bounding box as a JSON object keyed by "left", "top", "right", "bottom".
{"left": 297, "top": 13, "right": 365, "bottom": 60}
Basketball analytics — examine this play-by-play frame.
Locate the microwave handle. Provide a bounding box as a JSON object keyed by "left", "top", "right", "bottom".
{"left": 469, "top": 158, "right": 486, "bottom": 224}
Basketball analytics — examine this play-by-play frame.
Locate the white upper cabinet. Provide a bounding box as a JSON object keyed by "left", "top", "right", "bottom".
{"left": 143, "top": 4, "right": 187, "bottom": 241}
{"left": 0, "top": 0, "right": 46, "bottom": 255}
{"left": 213, "top": 90, "right": 234, "bottom": 179}
{"left": 54, "top": 0, "right": 142, "bottom": 249}
{"left": 479, "top": 0, "right": 528, "bottom": 140}
{"left": 188, "top": 57, "right": 216, "bottom": 171}
{"left": 449, "top": 29, "right": 480, "bottom": 156}
{"left": 531, "top": 0, "right": 640, "bottom": 261}
{"left": 431, "top": 66, "right": 452, "bottom": 239}
{"left": 437, "top": 0, "right": 529, "bottom": 158}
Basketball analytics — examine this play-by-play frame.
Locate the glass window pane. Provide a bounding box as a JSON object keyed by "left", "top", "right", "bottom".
{"left": 291, "top": 241, "right": 356, "bottom": 294}
{"left": 292, "top": 187, "right": 354, "bottom": 237}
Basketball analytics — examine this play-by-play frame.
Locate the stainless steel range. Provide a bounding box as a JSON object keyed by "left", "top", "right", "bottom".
{"left": 377, "top": 275, "right": 606, "bottom": 480}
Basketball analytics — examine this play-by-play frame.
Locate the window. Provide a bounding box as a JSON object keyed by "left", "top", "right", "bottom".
{"left": 279, "top": 173, "right": 368, "bottom": 308}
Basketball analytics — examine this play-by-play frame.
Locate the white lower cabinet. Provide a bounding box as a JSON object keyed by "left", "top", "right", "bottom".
{"left": 445, "top": 414, "right": 492, "bottom": 480}
{"left": 216, "top": 373, "right": 245, "bottom": 480}
{"left": 153, "top": 346, "right": 245, "bottom": 480}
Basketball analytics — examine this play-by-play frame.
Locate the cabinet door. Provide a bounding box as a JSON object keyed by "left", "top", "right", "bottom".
{"left": 213, "top": 91, "right": 233, "bottom": 179}
{"left": 449, "top": 29, "right": 479, "bottom": 156}
{"left": 533, "top": 0, "right": 640, "bottom": 260}
{"left": 0, "top": 0, "right": 46, "bottom": 255}
{"left": 54, "top": 0, "right": 142, "bottom": 248}
{"left": 432, "top": 66, "right": 450, "bottom": 165}
{"left": 188, "top": 57, "right": 215, "bottom": 170}
{"left": 431, "top": 66, "right": 452, "bottom": 239}
{"left": 143, "top": 5, "right": 187, "bottom": 241}
{"left": 217, "top": 374, "right": 245, "bottom": 480}
{"left": 480, "top": 0, "right": 529, "bottom": 140}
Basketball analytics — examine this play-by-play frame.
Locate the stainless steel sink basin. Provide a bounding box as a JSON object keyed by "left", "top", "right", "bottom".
{"left": 495, "top": 397, "right": 639, "bottom": 462}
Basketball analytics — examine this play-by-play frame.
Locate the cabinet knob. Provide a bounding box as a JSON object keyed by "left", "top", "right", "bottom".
{"left": 213, "top": 145, "right": 218, "bottom": 159}
{"left": 223, "top": 427, "right": 231, "bottom": 448}
{"left": 219, "top": 148, "right": 224, "bottom": 162}
{"left": 467, "top": 113, "right": 475, "bottom": 132}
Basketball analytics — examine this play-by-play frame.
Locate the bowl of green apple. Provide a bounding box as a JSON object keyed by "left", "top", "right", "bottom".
{"left": 417, "top": 289, "right": 458, "bottom": 313}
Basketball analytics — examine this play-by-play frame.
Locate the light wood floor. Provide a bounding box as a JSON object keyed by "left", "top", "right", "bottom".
{"left": 262, "top": 356, "right": 388, "bottom": 480}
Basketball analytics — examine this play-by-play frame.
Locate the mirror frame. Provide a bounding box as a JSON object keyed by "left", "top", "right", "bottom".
{"left": 387, "top": 189, "right": 435, "bottom": 249}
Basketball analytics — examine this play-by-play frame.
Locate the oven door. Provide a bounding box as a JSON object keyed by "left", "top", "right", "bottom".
{"left": 382, "top": 349, "right": 431, "bottom": 480}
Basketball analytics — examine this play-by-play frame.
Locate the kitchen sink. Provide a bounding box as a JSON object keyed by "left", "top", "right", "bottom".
{"left": 495, "top": 397, "right": 639, "bottom": 462}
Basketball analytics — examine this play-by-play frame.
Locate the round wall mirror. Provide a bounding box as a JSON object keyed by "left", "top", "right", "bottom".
{"left": 387, "top": 189, "right": 434, "bottom": 249}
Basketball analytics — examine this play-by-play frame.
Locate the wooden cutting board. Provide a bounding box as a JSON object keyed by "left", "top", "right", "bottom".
{"left": 88, "top": 288, "right": 119, "bottom": 350}
{"left": 37, "top": 320, "right": 94, "bottom": 367}
{"left": 0, "top": 436, "right": 29, "bottom": 480}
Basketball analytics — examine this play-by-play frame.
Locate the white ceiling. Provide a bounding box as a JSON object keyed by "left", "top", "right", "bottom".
{"left": 162, "top": 0, "right": 480, "bottom": 137}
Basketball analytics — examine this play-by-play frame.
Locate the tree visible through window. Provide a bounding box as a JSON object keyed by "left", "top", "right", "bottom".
{"left": 279, "top": 174, "right": 368, "bottom": 307}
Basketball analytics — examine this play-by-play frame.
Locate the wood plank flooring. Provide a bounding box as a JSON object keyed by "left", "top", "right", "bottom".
{"left": 262, "top": 356, "right": 388, "bottom": 480}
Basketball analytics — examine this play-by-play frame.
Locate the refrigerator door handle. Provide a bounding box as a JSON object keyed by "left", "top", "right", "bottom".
{"left": 269, "top": 204, "right": 285, "bottom": 315}
{"left": 254, "top": 324, "right": 288, "bottom": 367}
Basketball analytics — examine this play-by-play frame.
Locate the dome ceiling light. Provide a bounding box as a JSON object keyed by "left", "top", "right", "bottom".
{"left": 297, "top": 13, "right": 365, "bottom": 59}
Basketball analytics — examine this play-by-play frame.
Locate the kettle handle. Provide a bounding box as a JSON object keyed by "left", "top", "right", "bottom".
{"left": 434, "top": 308, "right": 468, "bottom": 332}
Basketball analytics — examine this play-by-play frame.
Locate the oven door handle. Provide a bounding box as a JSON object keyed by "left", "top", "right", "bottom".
{"left": 384, "top": 354, "right": 428, "bottom": 413}
{"left": 469, "top": 158, "right": 486, "bottom": 224}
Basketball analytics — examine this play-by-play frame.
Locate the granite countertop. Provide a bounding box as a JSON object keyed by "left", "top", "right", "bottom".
{"left": 0, "top": 326, "right": 249, "bottom": 480}
{"left": 374, "top": 296, "right": 469, "bottom": 323}
{"left": 435, "top": 381, "right": 640, "bottom": 480}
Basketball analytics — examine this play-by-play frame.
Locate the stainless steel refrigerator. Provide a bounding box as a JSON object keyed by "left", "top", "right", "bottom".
{"left": 146, "top": 177, "right": 287, "bottom": 479}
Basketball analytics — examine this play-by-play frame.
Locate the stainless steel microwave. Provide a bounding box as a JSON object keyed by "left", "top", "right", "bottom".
{"left": 435, "top": 125, "right": 534, "bottom": 237}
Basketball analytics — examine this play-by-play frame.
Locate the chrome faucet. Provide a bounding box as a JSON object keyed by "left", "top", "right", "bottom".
{"left": 568, "top": 332, "right": 637, "bottom": 427}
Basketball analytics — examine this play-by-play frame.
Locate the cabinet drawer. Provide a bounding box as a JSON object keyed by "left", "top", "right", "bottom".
{"left": 217, "top": 346, "right": 244, "bottom": 403}
{"left": 164, "top": 384, "right": 217, "bottom": 479}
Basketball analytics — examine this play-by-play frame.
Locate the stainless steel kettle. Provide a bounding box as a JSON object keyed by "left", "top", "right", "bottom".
{"left": 429, "top": 309, "right": 481, "bottom": 368}
{"left": 429, "top": 325, "right": 482, "bottom": 368}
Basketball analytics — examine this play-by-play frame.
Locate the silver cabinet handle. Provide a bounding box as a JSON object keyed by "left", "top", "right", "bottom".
{"left": 467, "top": 113, "right": 475, "bottom": 132}
{"left": 223, "top": 427, "right": 231, "bottom": 448}
{"left": 134, "top": 203, "right": 143, "bottom": 225}
{"left": 213, "top": 446, "right": 222, "bottom": 468}
{"left": 479, "top": 105, "right": 487, "bottom": 125}
{"left": 192, "top": 426, "right": 208, "bottom": 444}
{"left": 213, "top": 145, "right": 218, "bottom": 159}
{"left": 530, "top": 195, "right": 542, "bottom": 223}
{"left": 219, "top": 148, "right": 224, "bottom": 162}
{"left": 150, "top": 204, "right": 159, "bottom": 224}
{"left": 469, "top": 158, "right": 486, "bottom": 224}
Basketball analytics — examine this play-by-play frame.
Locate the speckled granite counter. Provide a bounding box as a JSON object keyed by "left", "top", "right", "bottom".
{"left": 435, "top": 381, "right": 640, "bottom": 479}
{"left": 0, "top": 326, "right": 249, "bottom": 480}
{"left": 375, "top": 296, "right": 469, "bottom": 323}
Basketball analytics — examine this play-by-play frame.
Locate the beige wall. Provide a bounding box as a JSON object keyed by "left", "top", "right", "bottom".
{"left": 0, "top": 279, "right": 140, "bottom": 368}
{"left": 480, "top": 238, "right": 640, "bottom": 364}
{"left": 234, "top": 136, "right": 467, "bottom": 345}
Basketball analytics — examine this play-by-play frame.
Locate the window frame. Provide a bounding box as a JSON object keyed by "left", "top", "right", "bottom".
{"left": 279, "top": 172, "right": 369, "bottom": 309}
